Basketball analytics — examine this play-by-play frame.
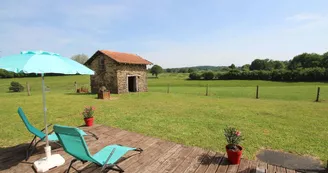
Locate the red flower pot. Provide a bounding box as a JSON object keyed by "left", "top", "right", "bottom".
{"left": 84, "top": 117, "right": 94, "bottom": 126}
{"left": 226, "top": 145, "right": 243, "bottom": 164}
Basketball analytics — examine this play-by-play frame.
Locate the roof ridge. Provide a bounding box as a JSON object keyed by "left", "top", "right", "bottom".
{"left": 101, "top": 50, "right": 141, "bottom": 57}
{"left": 98, "top": 50, "right": 152, "bottom": 65}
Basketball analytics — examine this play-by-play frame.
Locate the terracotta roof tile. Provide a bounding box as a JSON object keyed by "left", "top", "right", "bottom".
{"left": 100, "top": 50, "right": 152, "bottom": 65}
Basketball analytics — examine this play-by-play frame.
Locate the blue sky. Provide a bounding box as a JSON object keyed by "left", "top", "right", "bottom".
{"left": 1, "top": 0, "right": 328, "bottom": 68}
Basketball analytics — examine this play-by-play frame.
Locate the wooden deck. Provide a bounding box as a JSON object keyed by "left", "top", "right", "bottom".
{"left": 0, "top": 124, "right": 299, "bottom": 173}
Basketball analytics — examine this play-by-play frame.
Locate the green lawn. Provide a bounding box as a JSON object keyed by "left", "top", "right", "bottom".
{"left": 0, "top": 74, "right": 327, "bottom": 165}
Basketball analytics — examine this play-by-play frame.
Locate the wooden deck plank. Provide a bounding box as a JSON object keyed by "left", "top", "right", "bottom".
{"left": 286, "top": 168, "right": 296, "bottom": 173}
{"left": 182, "top": 148, "right": 209, "bottom": 173}
{"left": 204, "top": 152, "right": 224, "bottom": 173}
{"left": 276, "top": 166, "right": 287, "bottom": 173}
{"left": 237, "top": 159, "right": 249, "bottom": 173}
{"left": 194, "top": 150, "right": 216, "bottom": 173}
{"left": 138, "top": 144, "right": 183, "bottom": 173}
{"left": 171, "top": 147, "right": 204, "bottom": 173}
{"left": 123, "top": 141, "right": 177, "bottom": 173}
{"left": 215, "top": 154, "right": 229, "bottom": 173}
{"left": 267, "top": 164, "right": 275, "bottom": 173}
{"left": 248, "top": 160, "right": 258, "bottom": 173}
{"left": 156, "top": 145, "right": 194, "bottom": 173}
{"left": 226, "top": 164, "right": 239, "bottom": 173}
{"left": 257, "top": 161, "right": 267, "bottom": 169}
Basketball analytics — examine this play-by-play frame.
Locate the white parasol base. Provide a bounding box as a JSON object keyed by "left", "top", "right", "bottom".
{"left": 33, "top": 146, "right": 65, "bottom": 172}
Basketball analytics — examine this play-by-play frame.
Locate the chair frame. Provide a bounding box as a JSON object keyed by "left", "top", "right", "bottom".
{"left": 65, "top": 147, "right": 143, "bottom": 173}
{"left": 18, "top": 107, "right": 99, "bottom": 161}
{"left": 25, "top": 125, "right": 99, "bottom": 161}
{"left": 25, "top": 123, "right": 61, "bottom": 161}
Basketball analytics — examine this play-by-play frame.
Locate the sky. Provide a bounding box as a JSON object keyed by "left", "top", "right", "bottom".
{"left": 1, "top": 0, "right": 328, "bottom": 68}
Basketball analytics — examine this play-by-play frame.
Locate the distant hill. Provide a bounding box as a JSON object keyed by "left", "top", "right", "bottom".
{"left": 164, "top": 66, "right": 230, "bottom": 72}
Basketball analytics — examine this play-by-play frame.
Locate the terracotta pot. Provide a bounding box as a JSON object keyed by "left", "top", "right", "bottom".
{"left": 84, "top": 117, "right": 94, "bottom": 126}
{"left": 98, "top": 91, "right": 110, "bottom": 99}
{"left": 226, "top": 145, "right": 243, "bottom": 164}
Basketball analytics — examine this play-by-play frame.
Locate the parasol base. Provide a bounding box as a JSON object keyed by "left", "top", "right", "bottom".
{"left": 33, "top": 147, "right": 65, "bottom": 172}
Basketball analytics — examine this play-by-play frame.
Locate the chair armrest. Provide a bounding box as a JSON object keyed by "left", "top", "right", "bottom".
{"left": 41, "top": 123, "right": 53, "bottom": 132}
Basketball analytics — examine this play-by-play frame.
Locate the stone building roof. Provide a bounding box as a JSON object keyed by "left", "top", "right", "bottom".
{"left": 85, "top": 50, "right": 152, "bottom": 65}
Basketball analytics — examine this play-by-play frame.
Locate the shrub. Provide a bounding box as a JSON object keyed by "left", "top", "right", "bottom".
{"left": 189, "top": 72, "right": 202, "bottom": 80}
{"left": 215, "top": 72, "right": 223, "bottom": 79}
{"left": 9, "top": 81, "right": 24, "bottom": 92}
{"left": 202, "top": 71, "right": 214, "bottom": 80}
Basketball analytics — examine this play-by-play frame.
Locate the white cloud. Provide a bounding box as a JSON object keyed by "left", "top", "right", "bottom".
{"left": 286, "top": 13, "right": 324, "bottom": 22}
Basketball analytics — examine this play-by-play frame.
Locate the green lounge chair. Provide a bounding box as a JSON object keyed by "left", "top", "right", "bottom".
{"left": 54, "top": 124, "right": 143, "bottom": 173}
{"left": 17, "top": 107, "right": 92, "bottom": 161}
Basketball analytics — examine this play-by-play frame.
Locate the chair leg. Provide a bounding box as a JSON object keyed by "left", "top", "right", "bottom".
{"left": 102, "top": 164, "right": 124, "bottom": 173}
{"left": 25, "top": 136, "right": 37, "bottom": 161}
{"left": 134, "top": 148, "right": 143, "bottom": 153}
{"left": 114, "top": 164, "right": 124, "bottom": 173}
{"left": 66, "top": 159, "right": 78, "bottom": 173}
{"left": 67, "top": 159, "right": 88, "bottom": 173}
{"left": 27, "top": 139, "right": 42, "bottom": 161}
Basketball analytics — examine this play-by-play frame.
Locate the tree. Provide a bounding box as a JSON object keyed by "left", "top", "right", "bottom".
{"left": 187, "top": 68, "right": 195, "bottom": 73}
{"left": 250, "top": 59, "right": 276, "bottom": 70}
{"left": 273, "top": 61, "right": 285, "bottom": 69}
{"left": 322, "top": 52, "right": 328, "bottom": 68}
{"left": 229, "top": 64, "right": 236, "bottom": 69}
{"left": 71, "top": 54, "right": 89, "bottom": 64}
{"left": 288, "top": 53, "right": 323, "bottom": 70}
{"left": 250, "top": 59, "right": 265, "bottom": 70}
{"left": 202, "top": 71, "right": 214, "bottom": 80}
{"left": 150, "top": 65, "right": 163, "bottom": 77}
{"left": 241, "top": 64, "right": 250, "bottom": 71}
{"left": 189, "top": 72, "right": 201, "bottom": 80}
{"left": 178, "top": 68, "right": 188, "bottom": 73}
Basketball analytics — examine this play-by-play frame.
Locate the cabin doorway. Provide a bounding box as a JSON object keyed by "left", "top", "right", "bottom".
{"left": 128, "top": 76, "right": 137, "bottom": 92}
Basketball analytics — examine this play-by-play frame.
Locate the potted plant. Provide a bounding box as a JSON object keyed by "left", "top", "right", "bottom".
{"left": 98, "top": 86, "right": 110, "bottom": 99}
{"left": 82, "top": 106, "right": 95, "bottom": 126}
{"left": 77, "top": 85, "right": 89, "bottom": 93}
{"left": 224, "top": 126, "right": 244, "bottom": 164}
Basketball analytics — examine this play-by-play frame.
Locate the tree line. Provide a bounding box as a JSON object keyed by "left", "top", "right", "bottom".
{"left": 189, "top": 52, "right": 328, "bottom": 81}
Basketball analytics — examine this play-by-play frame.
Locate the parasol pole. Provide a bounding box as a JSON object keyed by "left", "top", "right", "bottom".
{"left": 41, "top": 73, "right": 50, "bottom": 157}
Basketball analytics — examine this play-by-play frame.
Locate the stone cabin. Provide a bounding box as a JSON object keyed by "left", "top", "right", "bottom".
{"left": 84, "top": 50, "right": 152, "bottom": 94}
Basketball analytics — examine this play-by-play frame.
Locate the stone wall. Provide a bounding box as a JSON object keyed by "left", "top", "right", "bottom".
{"left": 87, "top": 53, "right": 119, "bottom": 94}
{"left": 116, "top": 64, "right": 148, "bottom": 93}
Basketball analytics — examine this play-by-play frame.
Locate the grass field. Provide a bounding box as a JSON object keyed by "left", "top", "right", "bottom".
{"left": 0, "top": 74, "right": 327, "bottom": 165}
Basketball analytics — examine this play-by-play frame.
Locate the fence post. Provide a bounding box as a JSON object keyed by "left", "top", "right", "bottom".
{"left": 316, "top": 87, "right": 320, "bottom": 102}
{"left": 256, "top": 85, "right": 259, "bottom": 99}
{"left": 74, "top": 81, "right": 77, "bottom": 92}
{"left": 206, "top": 84, "right": 209, "bottom": 96}
{"left": 26, "top": 82, "right": 31, "bottom": 96}
{"left": 167, "top": 84, "right": 170, "bottom": 93}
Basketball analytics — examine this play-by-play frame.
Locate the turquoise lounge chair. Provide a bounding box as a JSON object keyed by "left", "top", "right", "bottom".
{"left": 54, "top": 125, "right": 143, "bottom": 173}
{"left": 17, "top": 107, "right": 91, "bottom": 160}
